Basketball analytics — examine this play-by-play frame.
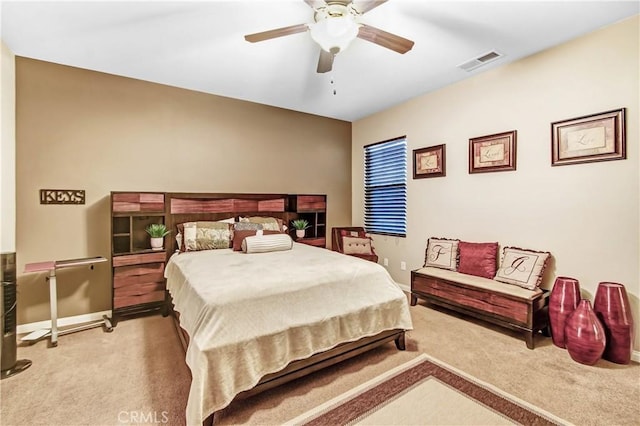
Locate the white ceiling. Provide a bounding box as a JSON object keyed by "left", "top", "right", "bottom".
{"left": 1, "top": 1, "right": 638, "bottom": 122}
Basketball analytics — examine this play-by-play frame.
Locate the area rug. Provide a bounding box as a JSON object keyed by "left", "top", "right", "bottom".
{"left": 285, "top": 354, "right": 570, "bottom": 426}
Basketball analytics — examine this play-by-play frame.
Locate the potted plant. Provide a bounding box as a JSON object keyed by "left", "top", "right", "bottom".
{"left": 145, "top": 223, "right": 170, "bottom": 251}
{"left": 291, "top": 219, "right": 310, "bottom": 239}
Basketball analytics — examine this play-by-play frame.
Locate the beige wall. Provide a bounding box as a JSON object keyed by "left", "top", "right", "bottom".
{"left": 15, "top": 58, "right": 352, "bottom": 325}
{"left": 1, "top": 41, "right": 16, "bottom": 252}
{"left": 353, "top": 16, "right": 639, "bottom": 350}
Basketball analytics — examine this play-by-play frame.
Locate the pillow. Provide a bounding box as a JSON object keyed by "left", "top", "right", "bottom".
{"left": 495, "top": 246, "right": 551, "bottom": 290}
{"left": 242, "top": 216, "right": 283, "bottom": 232}
{"left": 233, "top": 222, "right": 263, "bottom": 232}
{"left": 424, "top": 238, "right": 459, "bottom": 271}
{"left": 458, "top": 241, "right": 499, "bottom": 279}
{"left": 340, "top": 229, "right": 367, "bottom": 238}
{"left": 242, "top": 233, "right": 293, "bottom": 253}
{"left": 178, "top": 221, "right": 232, "bottom": 251}
{"left": 232, "top": 229, "right": 281, "bottom": 251}
{"left": 342, "top": 236, "right": 374, "bottom": 255}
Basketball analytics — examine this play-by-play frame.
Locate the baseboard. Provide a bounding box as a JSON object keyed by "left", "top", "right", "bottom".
{"left": 397, "top": 282, "right": 410, "bottom": 293}
{"left": 16, "top": 310, "right": 112, "bottom": 335}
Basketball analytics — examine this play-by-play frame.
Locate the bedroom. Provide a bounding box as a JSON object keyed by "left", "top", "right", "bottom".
{"left": 1, "top": 1, "right": 639, "bottom": 425}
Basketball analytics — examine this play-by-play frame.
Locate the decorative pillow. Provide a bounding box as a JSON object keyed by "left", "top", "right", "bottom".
{"left": 340, "top": 229, "right": 367, "bottom": 238}
{"left": 233, "top": 222, "right": 263, "bottom": 232}
{"left": 242, "top": 233, "right": 293, "bottom": 254}
{"left": 232, "top": 229, "right": 280, "bottom": 251}
{"left": 342, "top": 236, "right": 374, "bottom": 255}
{"left": 424, "top": 238, "right": 459, "bottom": 270}
{"left": 242, "top": 216, "right": 283, "bottom": 232}
{"left": 495, "top": 247, "right": 551, "bottom": 290}
{"left": 458, "top": 241, "right": 499, "bottom": 279}
{"left": 178, "top": 221, "right": 232, "bottom": 251}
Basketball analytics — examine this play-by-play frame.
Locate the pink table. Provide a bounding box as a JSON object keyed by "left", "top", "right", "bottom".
{"left": 22, "top": 256, "right": 110, "bottom": 346}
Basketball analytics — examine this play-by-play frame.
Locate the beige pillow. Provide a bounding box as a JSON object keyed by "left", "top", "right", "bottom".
{"left": 424, "top": 238, "right": 459, "bottom": 270}
{"left": 242, "top": 216, "right": 283, "bottom": 232}
{"left": 242, "top": 233, "right": 293, "bottom": 253}
{"left": 178, "top": 221, "right": 231, "bottom": 251}
{"left": 495, "top": 247, "right": 550, "bottom": 290}
{"left": 342, "top": 236, "right": 374, "bottom": 255}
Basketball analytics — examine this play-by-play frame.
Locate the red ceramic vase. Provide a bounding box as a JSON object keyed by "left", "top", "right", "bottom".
{"left": 593, "top": 282, "right": 634, "bottom": 365}
{"left": 564, "top": 299, "right": 606, "bottom": 365}
{"left": 549, "top": 276, "right": 581, "bottom": 348}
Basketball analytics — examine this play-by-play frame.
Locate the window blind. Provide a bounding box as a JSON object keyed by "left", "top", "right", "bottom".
{"left": 364, "top": 137, "right": 407, "bottom": 237}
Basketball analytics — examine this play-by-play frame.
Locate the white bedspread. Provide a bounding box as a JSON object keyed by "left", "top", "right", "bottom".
{"left": 164, "top": 243, "right": 413, "bottom": 425}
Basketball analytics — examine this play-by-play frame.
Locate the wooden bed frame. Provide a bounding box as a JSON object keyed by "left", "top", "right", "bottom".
{"left": 163, "top": 192, "right": 407, "bottom": 425}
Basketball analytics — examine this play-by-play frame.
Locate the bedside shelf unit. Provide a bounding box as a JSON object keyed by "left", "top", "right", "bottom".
{"left": 288, "top": 195, "right": 327, "bottom": 248}
{"left": 110, "top": 192, "right": 168, "bottom": 324}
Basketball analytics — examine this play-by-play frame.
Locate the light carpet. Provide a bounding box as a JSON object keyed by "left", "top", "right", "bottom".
{"left": 285, "top": 354, "right": 570, "bottom": 426}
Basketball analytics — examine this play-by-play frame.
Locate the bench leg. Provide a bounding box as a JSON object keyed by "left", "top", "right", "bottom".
{"left": 525, "top": 331, "right": 535, "bottom": 350}
{"left": 410, "top": 294, "right": 417, "bottom": 306}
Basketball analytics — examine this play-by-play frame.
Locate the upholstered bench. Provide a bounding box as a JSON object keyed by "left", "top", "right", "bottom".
{"left": 411, "top": 266, "right": 549, "bottom": 349}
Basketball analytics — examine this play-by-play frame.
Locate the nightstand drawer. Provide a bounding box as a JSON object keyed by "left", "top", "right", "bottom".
{"left": 114, "top": 288, "right": 165, "bottom": 309}
{"left": 113, "top": 263, "right": 164, "bottom": 288}
{"left": 113, "top": 252, "right": 166, "bottom": 267}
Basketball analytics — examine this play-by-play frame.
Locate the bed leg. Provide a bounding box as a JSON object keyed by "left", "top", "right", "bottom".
{"left": 395, "top": 332, "right": 406, "bottom": 351}
{"left": 203, "top": 412, "right": 214, "bottom": 426}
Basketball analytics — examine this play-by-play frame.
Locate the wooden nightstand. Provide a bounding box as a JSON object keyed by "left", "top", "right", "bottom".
{"left": 110, "top": 192, "right": 169, "bottom": 325}
{"left": 295, "top": 237, "right": 327, "bottom": 248}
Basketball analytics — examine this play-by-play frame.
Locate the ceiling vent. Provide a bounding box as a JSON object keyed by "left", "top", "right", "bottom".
{"left": 458, "top": 50, "right": 503, "bottom": 72}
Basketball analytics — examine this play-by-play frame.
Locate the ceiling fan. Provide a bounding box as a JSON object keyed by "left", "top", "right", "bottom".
{"left": 244, "top": 0, "right": 414, "bottom": 73}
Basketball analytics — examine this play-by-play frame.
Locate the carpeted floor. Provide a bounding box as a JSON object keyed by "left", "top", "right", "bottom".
{"left": 2, "top": 298, "right": 639, "bottom": 425}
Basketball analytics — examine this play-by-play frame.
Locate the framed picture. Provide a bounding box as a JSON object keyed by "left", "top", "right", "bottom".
{"left": 551, "top": 108, "right": 626, "bottom": 166}
{"left": 413, "top": 144, "right": 446, "bottom": 179}
{"left": 469, "top": 130, "right": 517, "bottom": 174}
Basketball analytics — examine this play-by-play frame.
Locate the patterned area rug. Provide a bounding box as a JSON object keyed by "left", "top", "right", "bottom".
{"left": 285, "top": 354, "right": 570, "bottom": 426}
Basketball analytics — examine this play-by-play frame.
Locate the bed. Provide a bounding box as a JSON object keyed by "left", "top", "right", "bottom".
{"left": 162, "top": 193, "right": 413, "bottom": 425}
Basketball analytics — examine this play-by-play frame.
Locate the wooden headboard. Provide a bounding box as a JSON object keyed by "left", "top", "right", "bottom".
{"left": 165, "top": 192, "right": 290, "bottom": 253}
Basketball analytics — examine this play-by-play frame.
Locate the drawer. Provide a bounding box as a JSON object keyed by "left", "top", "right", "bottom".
{"left": 114, "top": 264, "right": 164, "bottom": 288}
{"left": 114, "top": 281, "right": 165, "bottom": 298}
{"left": 114, "top": 289, "right": 165, "bottom": 309}
{"left": 112, "top": 252, "right": 166, "bottom": 267}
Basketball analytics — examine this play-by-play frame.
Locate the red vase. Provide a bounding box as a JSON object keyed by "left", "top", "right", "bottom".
{"left": 564, "top": 299, "right": 606, "bottom": 365}
{"left": 548, "top": 276, "right": 581, "bottom": 348}
{"left": 594, "top": 282, "right": 634, "bottom": 365}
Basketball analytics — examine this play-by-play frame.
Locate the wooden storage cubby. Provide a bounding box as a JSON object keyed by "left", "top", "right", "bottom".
{"left": 287, "top": 194, "right": 327, "bottom": 248}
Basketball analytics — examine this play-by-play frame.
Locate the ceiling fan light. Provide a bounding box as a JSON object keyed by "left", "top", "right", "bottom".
{"left": 310, "top": 16, "right": 359, "bottom": 53}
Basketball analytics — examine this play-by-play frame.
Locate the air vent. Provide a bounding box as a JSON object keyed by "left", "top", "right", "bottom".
{"left": 458, "top": 50, "right": 503, "bottom": 72}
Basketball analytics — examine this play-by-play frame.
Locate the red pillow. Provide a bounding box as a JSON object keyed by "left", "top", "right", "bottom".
{"left": 340, "top": 229, "right": 367, "bottom": 238}
{"left": 458, "top": 241, "right": 499, "bottom": 279}
{"left": 232, "top": 230, "right": 281, "bottom": 251}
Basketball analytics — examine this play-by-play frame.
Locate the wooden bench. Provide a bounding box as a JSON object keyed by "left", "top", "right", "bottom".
{"left": 411, "top": 267, "right": 549, "bottom": 349}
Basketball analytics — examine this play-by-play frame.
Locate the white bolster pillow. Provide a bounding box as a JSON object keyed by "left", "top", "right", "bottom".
{"left": 242, "top": 233, "right": 293, "bottom": 253}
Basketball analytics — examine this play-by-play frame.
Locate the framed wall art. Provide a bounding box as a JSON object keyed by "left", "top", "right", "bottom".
{"left": 551, "top": 108, "right": 626, "bottom": 166}
{"left": 413, "top": 144, "right": 446, "bottom": 179}
{"left": 469, "top": 130, "right": 517, "bottom": 174}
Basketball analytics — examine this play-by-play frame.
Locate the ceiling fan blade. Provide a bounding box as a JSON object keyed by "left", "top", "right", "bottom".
{"left": 353, "top": 0, "right": 388, "bottom": 14}
{"left": 244, "top": 23, "right": 309, "bottom": 43}
{"left": 357, "top": 24, "right": 414, "bottom": 54}
{"left": 317, "top": 49, "right": 334, "bottom": 73}
{"left": 304, "top": 0, "right": 327, "bottom": 9}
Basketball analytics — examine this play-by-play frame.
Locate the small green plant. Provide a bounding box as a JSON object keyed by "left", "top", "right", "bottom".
{"left": 145, "top": 223, "right": 170, "bottom": 238}
{"left": 291, "top": 219, "right": 310, "bottom": 230}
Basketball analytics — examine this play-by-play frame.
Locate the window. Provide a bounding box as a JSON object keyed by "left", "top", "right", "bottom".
{"left": 364, "top": 136, "right": 407, "bottom": 237}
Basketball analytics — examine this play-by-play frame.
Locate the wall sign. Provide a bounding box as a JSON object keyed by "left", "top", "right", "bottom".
{"left": 40, "top": 189, "right": 85, "bottom": 205}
